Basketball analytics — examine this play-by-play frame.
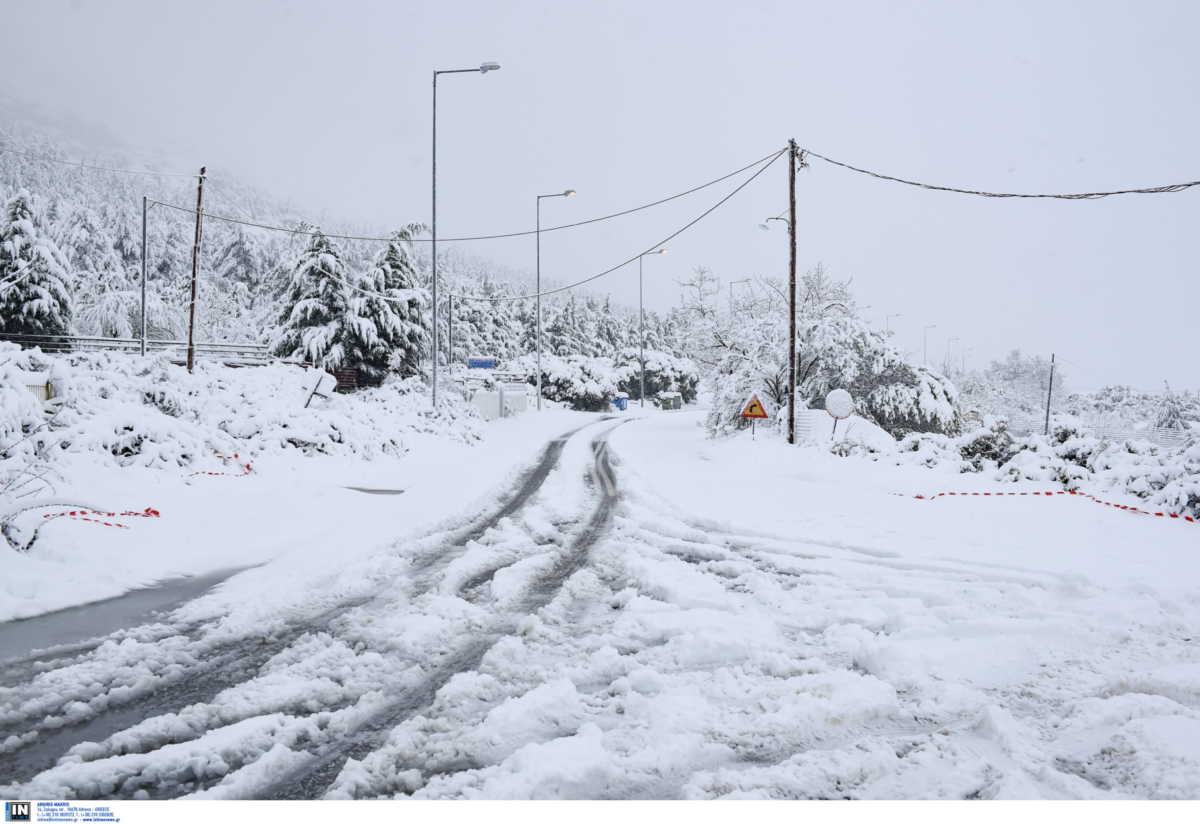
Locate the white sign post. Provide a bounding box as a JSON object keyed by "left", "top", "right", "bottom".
{"left": 825, "top": 388, "right": 854, "bottom": 441}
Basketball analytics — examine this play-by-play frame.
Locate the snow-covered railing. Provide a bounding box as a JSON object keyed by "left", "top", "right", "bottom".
{"left": 1003, "top": 412, "right": 1191, "bottom": 448}
{"left": 0, "top": 333, "right": 270, "bottom": 364}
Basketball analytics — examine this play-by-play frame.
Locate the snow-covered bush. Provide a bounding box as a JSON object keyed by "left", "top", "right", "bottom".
{"left": 614, "top": 347, "right": 699, "bottom": 404}
{"left": 0, "top": 344, "right": 480, "bottom": 475}
{"left": 512, "top": 353, "right": 629, "bottom": 411}
{"left": 956, "top": 417, "right": 1019, "bottom": 471}
{"left": 696, "top": 266, "right": 960, "bottom": 438}
{"left": 896, "top": 432, "right": 970, "bottom": 471}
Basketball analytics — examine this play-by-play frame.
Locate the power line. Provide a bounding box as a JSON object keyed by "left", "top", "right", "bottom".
{"left": 147, "top": 147, "right": 786, "bottom": 243}
{"left": 0, "top": 145, "right": 202, "bottom": 179}
{"left": 256, "top": 147, "right": 788, "bottom": 308}
{"left": 801, "top": 147, "right": 1200, "bottom": 200}
{"left": 452, "top": 146, "right": 789, "bottom": 303}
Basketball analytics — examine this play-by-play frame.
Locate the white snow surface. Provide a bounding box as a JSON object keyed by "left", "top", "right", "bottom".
{"left": 2, "top": 408, "right": 1199, "bottom": 800}
{"left": 0, "top": 346, "right": 590, "bottom": 621}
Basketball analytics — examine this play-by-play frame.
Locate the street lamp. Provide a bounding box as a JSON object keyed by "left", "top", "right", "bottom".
{"left": 431, "top": 61, "right": 501, "bottom": 408}
{"left": 535, "top": 189, "right": 576, "bottom": 410}
{"left": 638, "top": 248, "right": 667, "bottom": 409}
{"left": 923, "top": 324, "right": 937, "bottom": 366}
{"left": 885, "top": 313, "right": 902, "bottom": 334}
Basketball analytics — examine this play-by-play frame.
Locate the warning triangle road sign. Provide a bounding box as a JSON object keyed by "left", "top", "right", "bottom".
{"left": 740, "top": 393, "right": 769, "bottom": 419}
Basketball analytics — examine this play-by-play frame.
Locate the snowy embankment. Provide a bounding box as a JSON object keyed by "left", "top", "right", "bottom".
{"left": 829, "top": 413, "right": 1200, "bottom": 522}
{"left": 0, "top": 344, "right": 585, "bottom": 622}
{"left": 597, "top": 411, "right": 1200, "bottom": 798}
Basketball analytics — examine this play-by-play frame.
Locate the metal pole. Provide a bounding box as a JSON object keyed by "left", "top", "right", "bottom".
{"left": 140, "top": 195, "right": 147, "bottom": 356}
{"left": 448, "top": 294, "right": 454, "bottom": 370}
{"left": 431, "top": 72, "right": 439, "bottom": 407}
{"left": 639, "top": 255, "right": 646, "bottom": 408}
{"left": 787, "top": 139, "right": 798, "bottom": 446}
{"left": 536, "top": 196, "right": 542, "bottom": 410}
{"left": 185, "top": 167, "right": 206, "bottom": 373}
{"left": 1043, "top": 353, "right": 1056, "bottom": 435}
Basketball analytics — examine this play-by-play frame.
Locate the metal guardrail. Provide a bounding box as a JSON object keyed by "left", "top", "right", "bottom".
{"left": 0, "top": 333, "right": 271, "bottom": 364}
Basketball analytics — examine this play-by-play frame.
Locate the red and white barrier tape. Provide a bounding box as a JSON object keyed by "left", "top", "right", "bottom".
{"left": 42, "top": 507, "right": 161, "bottom": 530}
{"left": 909, "top": 489, "right": 1196, "bottom": 524}
{"left": 190, "top": 452, "right": 254, "bottom": 478}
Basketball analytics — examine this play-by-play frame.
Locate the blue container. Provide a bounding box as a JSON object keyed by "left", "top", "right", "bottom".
{"left": 611, "top": 396, "right": 628, "bottom": 412}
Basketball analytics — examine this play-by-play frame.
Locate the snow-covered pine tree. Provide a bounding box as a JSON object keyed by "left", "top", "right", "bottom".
{"left": 0, "top": 191, "right": 73, "bottom": 338}
{"left": 269, "top": 230, "right": 354, "bottom": 370}
{"left": 361, "top": 228, "right": 428, "bottom": 379}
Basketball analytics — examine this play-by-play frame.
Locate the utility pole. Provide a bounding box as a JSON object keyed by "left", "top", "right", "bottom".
{"left": 787, "top": 139, "right": 798, "bottom": 446}
{"left": 140, "top": 196, "right": 148, "bottom": 356}
{"left": 729, "top": 278, "right": 750, "bottom": 317}
{"left": 1043, "top": 353, "right": 1056, "bottom": 435}
{"left": 185, "top": 167, "right": 206, "bottom": 373}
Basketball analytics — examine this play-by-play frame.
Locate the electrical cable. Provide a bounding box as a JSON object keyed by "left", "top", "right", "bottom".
{"left": 147, "top": 147, "right": 786, "bottom": 243}
{"left": 451, "top": 146, "right": 788, "bottom": 303}
{"left": 0, "top": 145, "right": 202, "bottom": 179}
{"left": 801, "top": 147, "right": 1200, "bottom": 199}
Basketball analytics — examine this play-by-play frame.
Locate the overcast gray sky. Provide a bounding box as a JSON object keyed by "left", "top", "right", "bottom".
{"left": 3, "top": 0, "right": 1197, "bottom": 390}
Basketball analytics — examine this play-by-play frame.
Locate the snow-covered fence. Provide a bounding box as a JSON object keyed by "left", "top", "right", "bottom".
{"left": 0, "top": 333, "right": 270, "bottom": 365}
{"left": 1004, "top": 410, "right": 1190, "bottom": 448}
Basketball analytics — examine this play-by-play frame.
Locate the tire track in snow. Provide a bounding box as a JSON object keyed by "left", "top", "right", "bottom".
{"left": 257, "top": 421, "right": 627, "bottom": 800}
{"left": 0, "top": 420, "right": 611, "bottom": 794}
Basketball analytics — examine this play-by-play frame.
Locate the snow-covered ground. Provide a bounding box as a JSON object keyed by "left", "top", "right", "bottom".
{"left": 3, "top": 408, "right": 1199, "bottom": 799}
{"left": 0, "top": 408, "right": 587, "bottom": 623}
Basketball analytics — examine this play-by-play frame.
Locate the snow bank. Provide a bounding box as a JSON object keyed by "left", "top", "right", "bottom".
{"left": 830, "top": 415, "right": 1200, "bottom": 520}
{"left": 0, "top": 343, "right": 480, "bottom": 475}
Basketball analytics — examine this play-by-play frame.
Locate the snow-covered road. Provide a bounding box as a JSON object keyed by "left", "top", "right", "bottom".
{"left": 2, "top": 411, "right": 1199, "bottom": 799}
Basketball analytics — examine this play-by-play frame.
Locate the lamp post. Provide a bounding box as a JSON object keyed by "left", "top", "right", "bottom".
{"left": 535, "top": 189, "right": 575, "bottom": 410}
{"left": 885, "top": 313, "right": 902, "bottom": 335}
{"left": 638, "top": 248, "right": 667, "bottom": 408}
{"left": 431, "top": 60, "right": 500, "bottom": 408}
{"left": 923, "top": 324, "right": 937, "bottom": 366}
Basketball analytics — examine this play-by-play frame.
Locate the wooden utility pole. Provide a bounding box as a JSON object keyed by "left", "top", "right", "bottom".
{"left": 186, "top": 167, "right": 207, "bottom": 373}
{"left": 1043, "top": 353, "right": 1056, "bottom": 435}
{"left": 787, "top": 139, "right": 798, "bottom": 445}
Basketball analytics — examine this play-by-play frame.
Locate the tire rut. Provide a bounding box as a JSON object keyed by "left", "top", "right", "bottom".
{"left": 257, "top": 422, "right": 627, "bottom": 800}
{"left": 1, "top": 420, "right": 609, "bottom": 794}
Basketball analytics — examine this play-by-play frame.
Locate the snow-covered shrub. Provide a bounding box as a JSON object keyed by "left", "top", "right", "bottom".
{"left": 696, "top": 266, "right": 960, "bottom": 438}
{"left": 0, "top": 344, "right": 480, "bottom": 473}
{"left": 829, "top": 436, "right": 882, "bottom": 459}
{"left": 956, "top": 417, "right": 1018, "bottom": 471}
{"left": 614, "top": 348, "right": 699, "bottom": 404}
{"left": 896, "top": 432, "right": 969, "bottom": 471}
{"left": 512, "top": 353, "right": 629, "bottom": 411}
